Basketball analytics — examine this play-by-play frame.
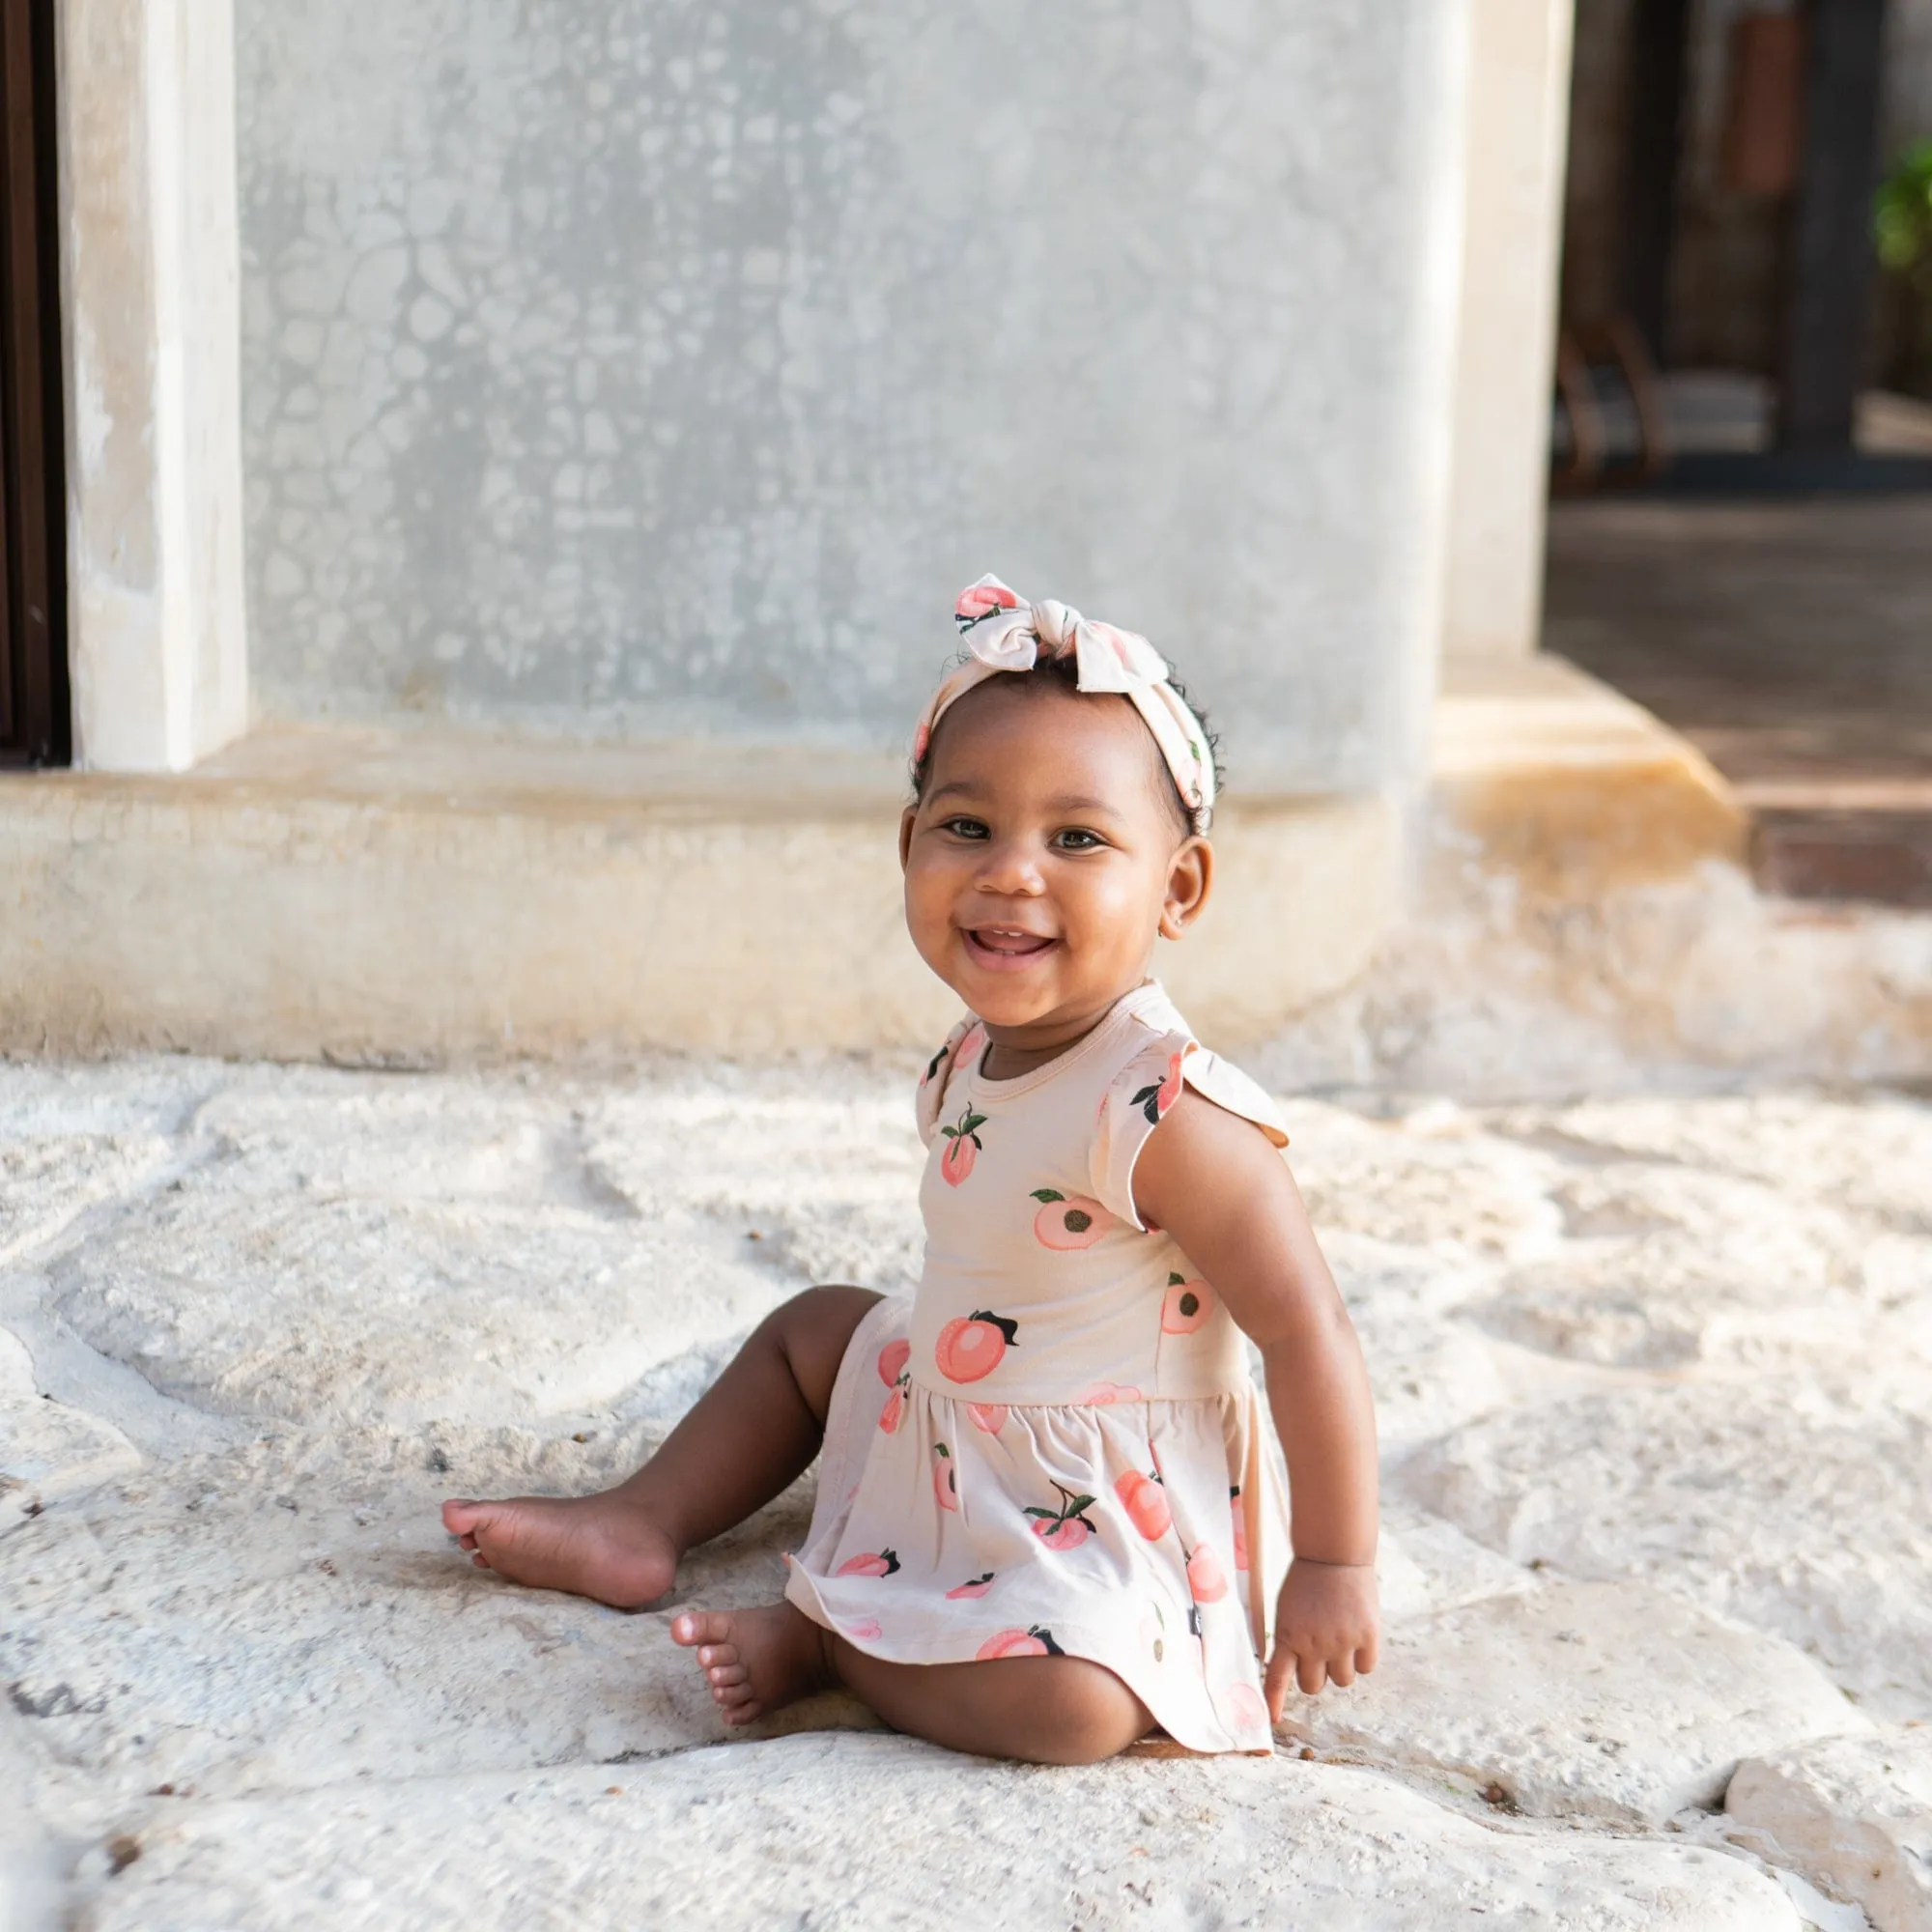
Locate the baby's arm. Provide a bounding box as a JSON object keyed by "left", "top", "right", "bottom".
{"left": 1134, "top": 1092, "right": 1379, "bottom": 1716}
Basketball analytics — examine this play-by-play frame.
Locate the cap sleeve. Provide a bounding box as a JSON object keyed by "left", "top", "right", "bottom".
{"left": 914, "top": 1015, "right": 984, "bottom": 1148}
{"left": 1089, "top": 1031, "right": 1289, "bottom": 1231}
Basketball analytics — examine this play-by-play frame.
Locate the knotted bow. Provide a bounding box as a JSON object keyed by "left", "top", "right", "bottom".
{"left": 912, "top": 574, "right": 1215, "bottom": 830}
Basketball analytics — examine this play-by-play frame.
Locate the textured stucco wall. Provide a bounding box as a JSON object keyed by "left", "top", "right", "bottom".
{"left": 236, "top": 3, "right": 1469, "bottom": 789}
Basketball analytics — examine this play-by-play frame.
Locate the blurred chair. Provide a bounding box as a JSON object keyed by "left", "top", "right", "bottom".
{"left": 1552, "top": 317, "right": 1672, "bottom": 493}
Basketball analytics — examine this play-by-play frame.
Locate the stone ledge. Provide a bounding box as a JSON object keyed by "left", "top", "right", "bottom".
{"left": 1435, "top": 653, "right": 1749, "bottom": 898}
{"left": 0, "top": 720, "right": 1398, "bottom": 1059}
{"left": 0, "top": 663, "right": 1772, "bottom": 1065}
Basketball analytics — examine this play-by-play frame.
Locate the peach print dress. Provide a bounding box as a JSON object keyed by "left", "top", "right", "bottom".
{"left": 783, "top": 981, "right": 1293, "bottom": 1753}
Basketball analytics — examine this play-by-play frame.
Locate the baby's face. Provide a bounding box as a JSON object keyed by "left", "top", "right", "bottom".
{"left": 900, "top": 680, "right": 1210, "bottom": 1036}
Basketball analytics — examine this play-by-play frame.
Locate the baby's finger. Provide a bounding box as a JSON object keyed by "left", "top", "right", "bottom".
{"left": 1328, "top": 1654, "right": 1356, "bottom": 1689}
{"left": 1295, "top": 1651, "right": 1328, "bottom": 1696}
{"left": 1263, "top": 1645, "right": 1296, "bottom": 1722}
{"left": 1356, "top": 1634, "right": 1380, "bottom": 1677}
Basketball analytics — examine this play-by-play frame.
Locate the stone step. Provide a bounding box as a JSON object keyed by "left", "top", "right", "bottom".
{"left": 1751, "top": 807, "right": 1932, "bottom": 910}
{"left": 0, "top": 656, "right": 1803, "bottom": 1064}
{"left": 1544, "top": 496, "right": 1932, "bottom": 912}
{"left": 0, "top": 721, "right": 1398, "bottom": 1059}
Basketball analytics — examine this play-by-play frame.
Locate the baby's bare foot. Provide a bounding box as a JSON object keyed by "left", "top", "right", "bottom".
{"left": 440, "top": 1492, "right": 678, "bottom": 1609}
{"left": 671, "top": 1603, "right": 834, "bottom": 1725}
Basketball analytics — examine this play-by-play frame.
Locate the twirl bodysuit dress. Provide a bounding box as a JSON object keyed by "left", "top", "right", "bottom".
{"left": 783, "top": 980, "right": 1293, "bottom": 1753}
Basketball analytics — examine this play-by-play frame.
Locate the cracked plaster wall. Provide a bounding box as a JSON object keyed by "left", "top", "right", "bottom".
{"left": 235, "top": 2, "right": 1470, "bottom": 787}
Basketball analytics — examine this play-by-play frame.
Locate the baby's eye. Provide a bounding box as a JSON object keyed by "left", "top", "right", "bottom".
{"left": 1054, "top": 828, "right": 1107, "bottom": 852}
{"left": 941, "top": 816, "right": 990, "bottom": 840}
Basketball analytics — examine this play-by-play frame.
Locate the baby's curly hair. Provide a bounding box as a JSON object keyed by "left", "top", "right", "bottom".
{"left": 909, "top": 652, "right": 1224, "bottom": 838}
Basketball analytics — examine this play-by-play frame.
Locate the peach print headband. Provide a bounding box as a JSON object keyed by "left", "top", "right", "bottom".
{"left": 912, "top": 575, "right": 1216, "bottom": 833}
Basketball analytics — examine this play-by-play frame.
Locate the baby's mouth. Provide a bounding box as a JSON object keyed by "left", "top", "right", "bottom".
{"left": 962, "top": 925, "right": 1058, "bottom": 968}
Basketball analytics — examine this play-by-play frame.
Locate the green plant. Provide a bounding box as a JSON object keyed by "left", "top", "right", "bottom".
{"left": 1875, "top": 140, "right": 1932, "bottom": 288}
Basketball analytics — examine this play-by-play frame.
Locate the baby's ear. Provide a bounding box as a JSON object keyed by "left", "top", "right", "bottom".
{"left": 1161, "top": 837, "right": 1213, "bottom": 939}
{"left": 898, "top": 805, "right": 919, "bottom": 872}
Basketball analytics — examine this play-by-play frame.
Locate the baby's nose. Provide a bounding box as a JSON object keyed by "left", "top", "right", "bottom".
{"left": 975, "top": 840, "right": 1046, "bottom": 895}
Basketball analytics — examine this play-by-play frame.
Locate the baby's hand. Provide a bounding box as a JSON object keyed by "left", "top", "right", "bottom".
{"left": 1264, "top": 1558, "right": 1380, "bottom": 1717}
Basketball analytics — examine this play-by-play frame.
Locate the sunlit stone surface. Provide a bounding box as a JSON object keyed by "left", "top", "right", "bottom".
{"left": 4, "top": 1056, "right": 1922, "bottom": 1927}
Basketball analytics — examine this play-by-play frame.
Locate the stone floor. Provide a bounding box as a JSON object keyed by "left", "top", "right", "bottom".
{"left": 4, "top": 1055, "right": 1929, "bottom": 1929}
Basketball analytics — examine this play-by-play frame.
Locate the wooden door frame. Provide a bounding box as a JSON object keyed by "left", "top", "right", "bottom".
{"left": 0, "top": 0, "right": 68, "bottom": 768}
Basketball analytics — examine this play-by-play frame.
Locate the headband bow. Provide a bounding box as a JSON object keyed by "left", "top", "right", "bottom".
{"left": 912, "top": 574, "right": 1215, "bottom": 830}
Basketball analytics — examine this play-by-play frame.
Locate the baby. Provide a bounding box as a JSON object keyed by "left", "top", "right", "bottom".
{"left": 443, "top": 576, "right": 1379, "bottom": 1764}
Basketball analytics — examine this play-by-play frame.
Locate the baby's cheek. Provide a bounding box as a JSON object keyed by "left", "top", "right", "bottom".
{"left": 902, "top": 858, "right": 960, "bottom": 950}
{"left": 1065, "top": 871, "right": 1161, "bottom": 965}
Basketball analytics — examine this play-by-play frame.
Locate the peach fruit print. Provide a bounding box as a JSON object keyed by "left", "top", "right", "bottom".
{"left": 954, "top": 580, "right": 1020, "bottom": 628}
{"left": 932, "top": 1441, "right": 960, "bottom": 1511}
{"left": 1115, "top": 1468, "right": 1172, "bottom": 1541}
{"left": 918, "top": 1021, "right": 982, "bottom": 1091}
{"left": 844, "top": 1618, "right": 884, "bottom": 1642}
{"left": 837, "top": 1548, "right": 900, "bottom": 1577}
{"left": 1130, "top": 1050, "right": 1185, "bottom": 1125}
{"left": 976, "top": 1626, "right": 1065, "bottom": 1660}
{"left": 1161, "top": 1271, "right": 1210, "bottom": 1334}
{"left": 1186, "top": 1543, "right": 1230, "bottom": 1604}
{"left": 1029, "top": 1188, "right": 1114, "bottom": 1250}
{"left": 946, "top": 1572, "right": 996, "bottom": 1600}
{"left": 1220, "top": 1682, "right": 1269, "bottom": 1734}
{"left": 938, "top": 1105, "right": 987, "bottom": 1186}
{"left": 1231, "top": 1484, "right": 1249, "bottom": 1572}
{"left": 933, "top": 1310, "right": 1018, "bottom": 1383}
{"left": 877, "top": 1336, "right": 912, "bottom": 1432}
{"left": 1025, "top": 1480, "right": 1098, "bottom": 1550}
{"left": 966, "top": 1402, "right": 1008, "bottom": 1435}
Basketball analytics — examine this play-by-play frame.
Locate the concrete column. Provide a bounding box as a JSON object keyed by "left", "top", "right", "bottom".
{"left": 56, "top": 0, "right": 247, "bottom": 771}
{"left": 1441, "top": 0, "right": 1576, "bottom": 663}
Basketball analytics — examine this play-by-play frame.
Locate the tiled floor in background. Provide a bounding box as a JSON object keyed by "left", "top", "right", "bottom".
{"left": 1545, "top": 493, "right": 1932, "bottom": 907}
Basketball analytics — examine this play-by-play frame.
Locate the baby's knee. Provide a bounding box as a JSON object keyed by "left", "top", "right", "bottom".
{"left": 772, "top": 1282, "right": 881, "bottom": 1340}
{"left": 764, "top": 1283, "right": 884, "bottom": 1393}
{"left": 1016, "top": 1662, "right": 1149, "bottom": 1766}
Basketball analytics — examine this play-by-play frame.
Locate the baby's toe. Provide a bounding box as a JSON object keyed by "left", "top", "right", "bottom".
{"left": 469, "top": 1551, "right": 494, "bottom": 1570}
{"left": 706, "top": 1662, "right": 749, "bottom": 1689}
{"left": 671, "top": 1609, "right": 734, "bottom": 1651}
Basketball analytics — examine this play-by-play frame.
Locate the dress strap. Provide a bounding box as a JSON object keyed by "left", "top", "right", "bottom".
{"left": 913, "top": 1014, "right": 985, "bottom": 1148}
{"left": 1089, "top": 1023, "right": 1289, "bottom": 1231}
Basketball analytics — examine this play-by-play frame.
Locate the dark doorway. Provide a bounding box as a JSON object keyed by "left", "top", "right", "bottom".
{"left": 1547, "top": 2, "right": 1932, "bottom": 908}
{"left": 0, "top": 0, "right": 67, "bottom": 769}
{"left": 1554, "top": 0, "right": 1932, "bottom": 492}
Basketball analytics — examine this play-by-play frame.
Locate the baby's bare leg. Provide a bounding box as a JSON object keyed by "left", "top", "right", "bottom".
{"left": 835, "top": 1638, "right": 1154, "bottom": 1765}
{"left": 672, "top": 1604, "right": 1152, "bottom": 1765}
{"left": 442, "top": 1285, "right": 881, "bottom": 1607}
